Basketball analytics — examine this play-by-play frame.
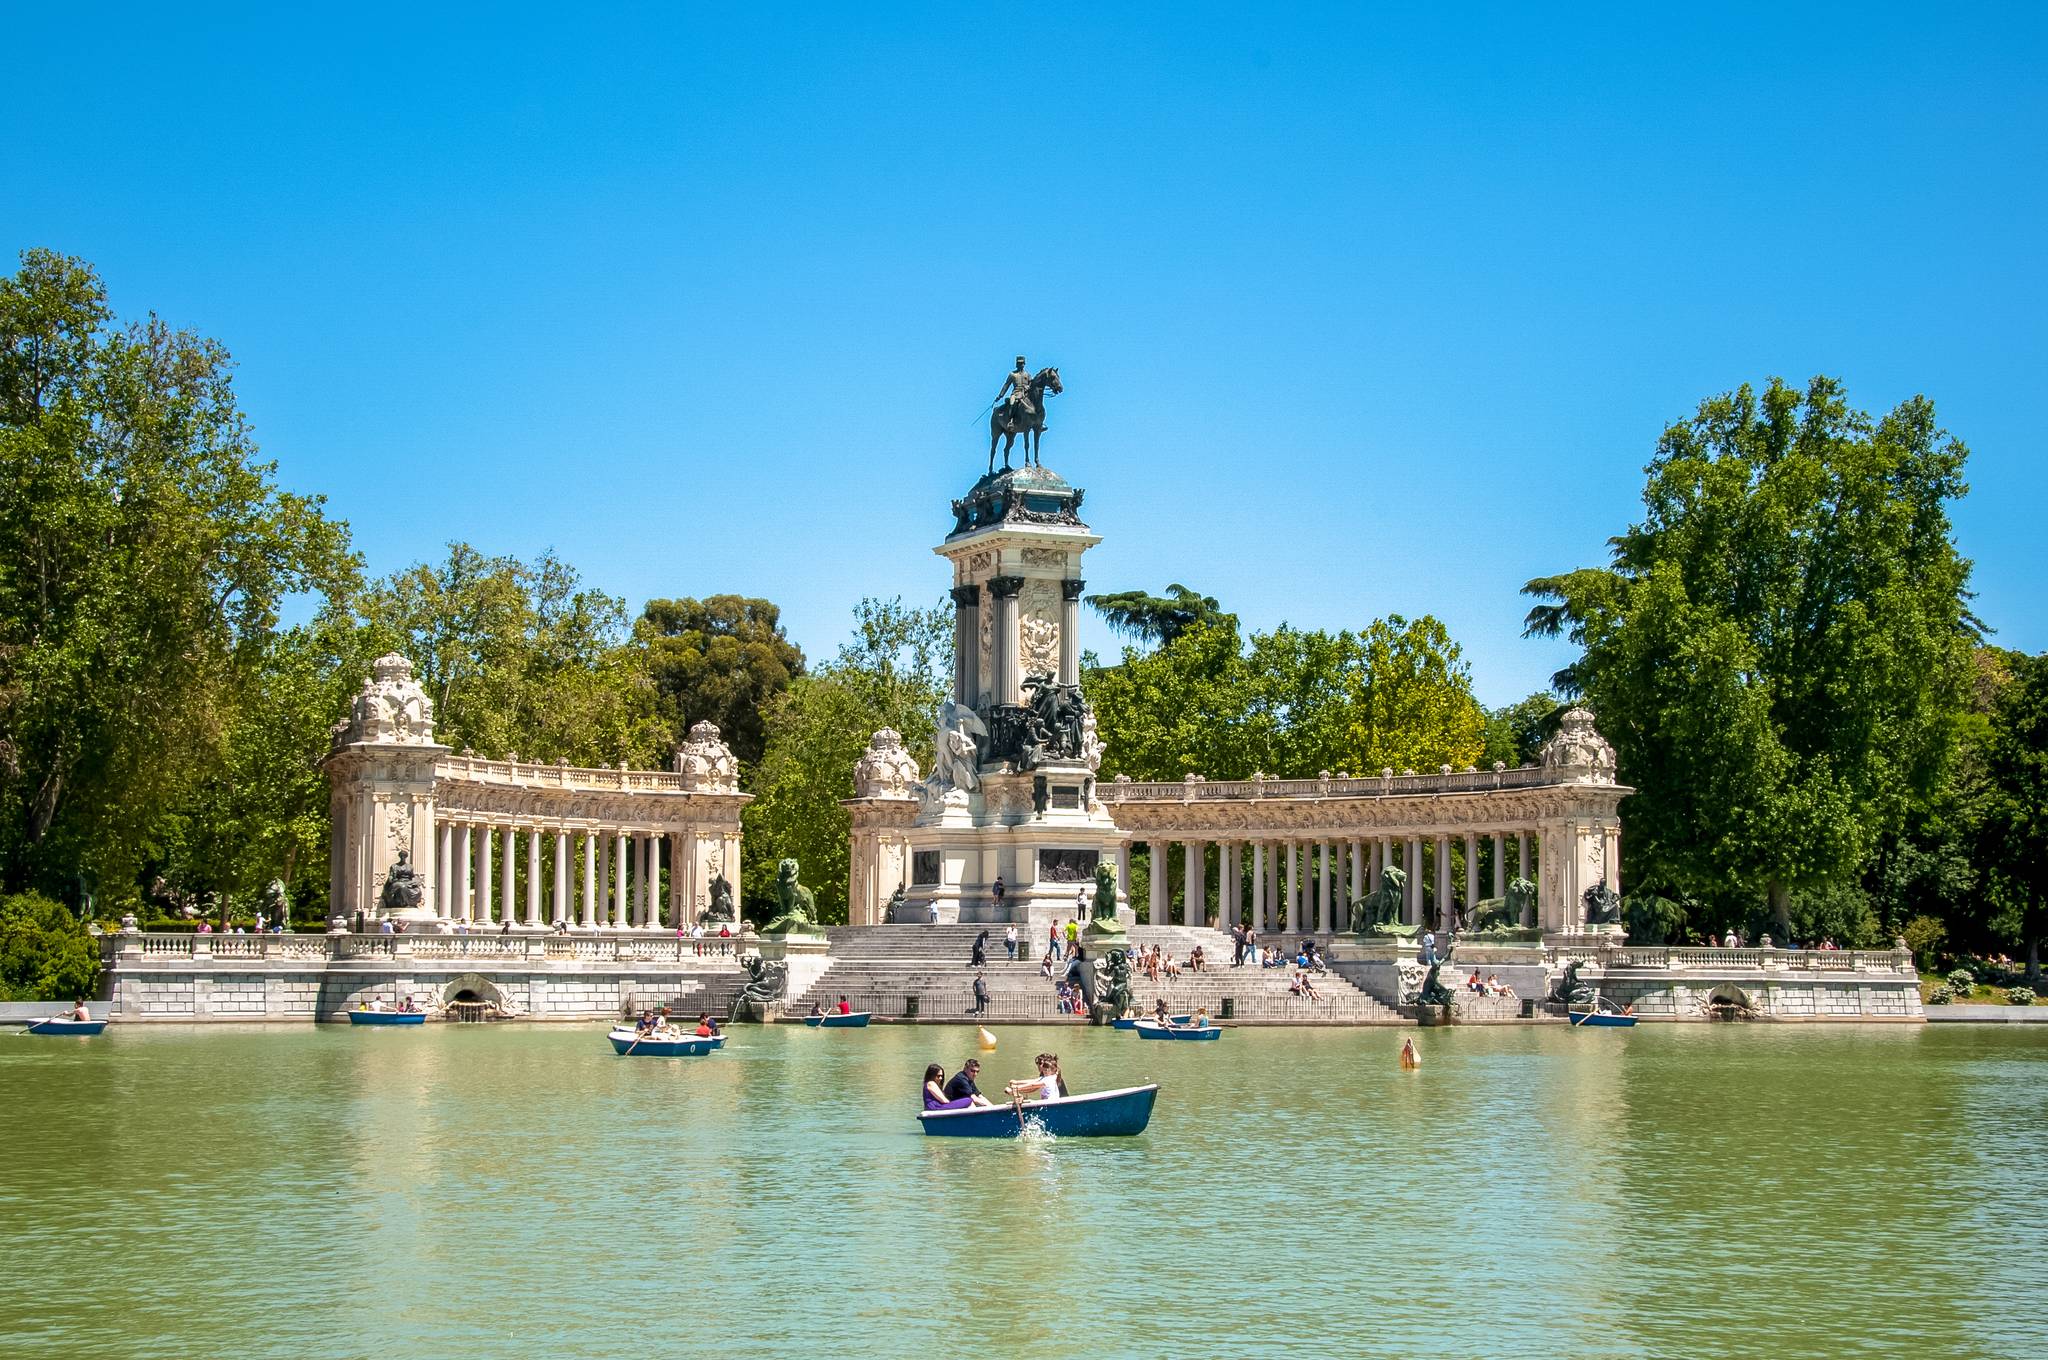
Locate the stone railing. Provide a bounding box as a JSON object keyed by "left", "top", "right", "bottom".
{"left": 434, "top": 754, "right": 701, "bottom": 794}
{"left": 1101, "top": 766, "right": 1559, "bottom": 802}
{"left": 106, "top": 931, "right": 744, "bottom": 965}
{"left": 1552, "top": 943, "right": 1915, "bottom": 976}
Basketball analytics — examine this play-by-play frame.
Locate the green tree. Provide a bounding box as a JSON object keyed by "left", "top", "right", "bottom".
{"left": 640, "top": 596, "right": 804, "bottom": 769}
{"left": 1977, "top": 651, "right": 2047, "bottom": 981}
{"left": 355, "top": 544, "right": 662, "bottom": 767}
{"left": 1483, "top": 692, "right": 1562, "bottom": 769}
{"left": 1524, "top": 376, "right": 1975, "bottom": 932}
{"left": 742, "top": 598, "right": 949, "bottom": 921}
{"left": 0, "top": 249, "right": 357, "bottom": 899}
{"left": 1086, "top": 583, "right": 1235, "bottom": 648}
{"left": 1087, "top": 615, "right": 1485, "bottom": 780}
{"left": 0, "top": 891, "right": 100, "bottom": 1000}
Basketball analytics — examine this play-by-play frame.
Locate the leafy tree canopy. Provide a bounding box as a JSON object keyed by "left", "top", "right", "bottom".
{"left": 1086, "top": 583, "right": 1235, "bottom": 649}
{"left": 1976, "top": 650, "right": 2048, "bottom": 978}
{"left": 741, "top": 598, "right": 949, "bottom": 922}
{"left": 0, "top": 249, "right": 358, "bottom": 899}
{"left": 1087, "top": 614, "right": 1485, "bottom": 780}
{"left": 0, "top": 891, "right": 100, "bottom": 1000}
{"left": 640, "top": 596, "right": 803, "bottom": 769}
{"left": 1524, "top": 376, "right": 1975, "bottom": 927}
{"left": 353, "top": 543, "right": 663, "bottom": 768}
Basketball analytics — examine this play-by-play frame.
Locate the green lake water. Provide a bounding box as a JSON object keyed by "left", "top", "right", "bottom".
{"left": 2, "top": 1021, "right": 2042, "bottom": 1359}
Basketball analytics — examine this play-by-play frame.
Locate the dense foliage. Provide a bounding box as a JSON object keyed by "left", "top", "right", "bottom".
{"left": 1085, "top": 612, "right": 1488, "bottom": 780}
{"left": 3, "top": 253, "right": 2040, "bottom": 988}
{"left": 1525, "top": 376, "right": 1977, "bottom": 935}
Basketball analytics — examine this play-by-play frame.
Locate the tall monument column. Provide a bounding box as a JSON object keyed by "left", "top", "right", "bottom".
{"left": 951, "top": 583, "right": 981, "bottom": 706}
{"left": 987, "top": 574, "right": 1024, "bottom": 705}
{"left": 1059, "top": 579, "right": 1085, "bottom": 686}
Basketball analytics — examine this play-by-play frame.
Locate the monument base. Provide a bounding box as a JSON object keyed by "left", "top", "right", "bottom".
{"left": 903, "top": 764, "right": 1130, "bottom": 930}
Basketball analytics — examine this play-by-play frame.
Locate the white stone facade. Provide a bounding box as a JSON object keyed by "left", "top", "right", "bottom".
{"left": 322, "top": 656, "right": 750, "bottom": 932}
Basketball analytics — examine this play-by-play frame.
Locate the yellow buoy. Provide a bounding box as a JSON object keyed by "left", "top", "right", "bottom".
{"left": 977, "top": 1026, "right": 998, "bottom": 1051}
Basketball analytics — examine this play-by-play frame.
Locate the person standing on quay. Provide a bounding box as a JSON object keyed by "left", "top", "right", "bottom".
{"left": 969, "top": 970, "right": 990, "bottom": 1016}
{"left": 1004, "top": 924, "right": 1018, "bottom": 960}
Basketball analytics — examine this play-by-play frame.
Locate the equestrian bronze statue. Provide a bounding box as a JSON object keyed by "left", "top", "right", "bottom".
{"left": 989, "top": 356, "right": 1062, "bottom": 472}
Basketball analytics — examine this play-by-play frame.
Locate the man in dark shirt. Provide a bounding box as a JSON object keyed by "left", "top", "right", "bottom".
{"left": 970, "top": 970, "right": 990, "bottom": 1015}
{"left": 943, "top": 1058, "right": 991, "bottom": 1106}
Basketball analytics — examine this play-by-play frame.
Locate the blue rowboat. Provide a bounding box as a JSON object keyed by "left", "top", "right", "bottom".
{"left": 24, "top": 1018, "right": 107, "bottom": 1036}
{"left": 804, "top": 1012, "right": 873, "bottom": 1028}
{"left": 1133, "top": 1020, "right": 1221, "bottom": 1040}
{"left": 1112, "top": 1014, "right": 1190, "bottom": 1030}
{"left": 348, "top": 1010, "right": 425, "bottom": 1026}
{"left": 1569, "top": 1010, "right": 1637, "bottom": 1028}
{"left": 608, "top": 1028, "right": 724, "bottom": 1056}
{"left": 918, "top": 1084, "right": 1159, "bottom": 1138}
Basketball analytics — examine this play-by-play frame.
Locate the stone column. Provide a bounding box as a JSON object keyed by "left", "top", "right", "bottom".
{"left": 1434, "top": 835, "right": 1450, "bottom": 930}
{"left": 1605, "top": 825, "right": 1622, "bottom": 899}
{"left": 1116, "top": 841, "right": 1133, "bottom": 902}
{"left": 1183, "top": 841, "right": 1201, "bottom": 927}
{"left": 1518, "top": 831, "right": 1533, "bottom": 926}
{"left": 1059, "top": 579, "right": 1085, "bottom": 686}
{"left": 1280, "top": 842, "right": 1295, "bottom": 936}
{"left": 613, "top": 831, "right": 630, "bottom": 928}
{"left": 1317, "top": 842, "right": 1333, "bottom": 933}
{"left": 477, "top": 825, "right": 494, "bottom": 926}
{"left": 987, "top": 575, "right": 1025, "bottom": 706}
{"left": 1148, "top": 840, "right": 1168, "bottom": 925}
{"left": 1251, "top": 842, "right": 1266, "bottom": 932}
{"left": 640, "top": 834, "right": 657, "bottom": 928}
{"left": 501, "top": 827, "right": 516, "bottom": 926}
{"left": 596, "top": 833, "right": 610, "bottom": 927}
{"left": 437, "top": 823, "right": 454, "bottom": 918}
{"left": 668, "top": 831, "right": 687, "bottom": 930}
{"left": 456, "top": 824, "right": 473, "bottom": 922}
{"left": 1463, "top": 833, "right": 1479, "bottom": 919}
{"left": 950, "top": 583, "right": 980, "bottom": 706}
{"left": 526, "top": 829, "right": 542, "bottom": 927}
{"left": 1221, "top": 842, "right": 1240, "bottom": 927}
{"left": 1371, "top": 838, "right": 1386, "bottom": 895}
{"left": 1403, "top": 836, "right": 1422, "bottom": 925}
{"left": 553, "top": 830, "right": 569, "bottom": 926}
{"left": 1492, "top": 832, "right": 1506, "bottom": 899}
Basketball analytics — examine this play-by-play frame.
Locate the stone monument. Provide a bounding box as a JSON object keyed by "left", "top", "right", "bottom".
{"left": 321, "top": 653, "right": 448, "bottom": 927}
{"left": 846, "top": 362, "right": 1132, "bottom": 931}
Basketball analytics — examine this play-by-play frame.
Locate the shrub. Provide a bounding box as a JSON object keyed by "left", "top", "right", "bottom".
{"left": 1946, "top": 967, "right": 1977, "bottom": 995}
{"left": 1901, "top": 915, "right": 1946, "bottom": 971}
{"left": 1926, "top": 984, "right": 1952, "bottom": 1005}
{"left": 0, "top": 893, "right": 101, "bottom": 1001}
{"left": 2007, "top": 987, "right": 2035, "bottom": 1007}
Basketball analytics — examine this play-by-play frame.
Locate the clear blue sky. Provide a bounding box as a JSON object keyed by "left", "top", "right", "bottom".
{"left": 6, "top": 4, "right": 2043, "bottom": 705}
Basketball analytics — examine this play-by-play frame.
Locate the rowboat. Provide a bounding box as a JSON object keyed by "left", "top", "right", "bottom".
{"left": 803, "top": 1012, "right": 873, "bottom": 1028}
{"left": 608, "top": 1027, "right": 724, "bottom": 1056}
{"left": 24, "top": 1017, "right": 107, "bottom": 1036}
{"left": 348, "top": 1010, "right": 426, "bottom": 1026}
{"left": 1112, "top": 1014, "right": 1190, "bottom": 1030}
{"left": 1133, "top": 1020, "right": 1220, "bottom": 1041}
{"left": 1569, "top": 1009, "right": 1637, "bottom": 1028}
{"left": 918, "top": 1084, "right": 1159, "bottom": 1138}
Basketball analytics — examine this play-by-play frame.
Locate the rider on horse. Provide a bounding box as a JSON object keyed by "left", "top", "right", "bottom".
{"left": 995, "top": 355, "right": 1038, "bottom": 428}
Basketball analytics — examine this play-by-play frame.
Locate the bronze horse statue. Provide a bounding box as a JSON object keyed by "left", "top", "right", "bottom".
{"left": 990, "top": 367, "right": 1062, "bottom": 472}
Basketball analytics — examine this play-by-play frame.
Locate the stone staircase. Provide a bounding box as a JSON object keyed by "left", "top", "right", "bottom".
{"left": 789, "top": 925, "right": 1405, "bottom": 1024}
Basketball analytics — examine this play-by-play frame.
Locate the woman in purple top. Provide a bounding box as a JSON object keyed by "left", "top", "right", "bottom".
{"left": 923, "top": 1064, "right": 973, "bottom": 1111}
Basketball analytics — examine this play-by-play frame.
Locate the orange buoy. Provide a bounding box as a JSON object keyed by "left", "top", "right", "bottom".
{"left": 977, "top": 1026, "right": 998, "bottom": 1051}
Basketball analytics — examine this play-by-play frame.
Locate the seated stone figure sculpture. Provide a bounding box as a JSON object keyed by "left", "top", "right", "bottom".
{"left": 380, "top": 852, "right": 423, "bottom": 915}
{"left": 699, "top": 871, "right": 738, "bottom": 926}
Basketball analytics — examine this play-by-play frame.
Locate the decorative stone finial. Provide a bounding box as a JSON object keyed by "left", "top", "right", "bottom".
{"left": 336, "top": 653, "right": 437, "bottom": 747}
{"left": 1539, "top": 708, "right": 1618, "bottom": 784}
{"left": 854, "top": 728, "right": 922, "bottom": 799}
{"left": 672, "top": 720, "right": 739, "bottom": 792}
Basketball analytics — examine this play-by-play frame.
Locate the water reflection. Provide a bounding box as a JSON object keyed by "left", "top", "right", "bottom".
{"left": 2, "top": 1022, "right": 2044, "bottom": 1359}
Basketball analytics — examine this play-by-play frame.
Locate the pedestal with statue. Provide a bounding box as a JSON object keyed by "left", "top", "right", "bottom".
{"left": 843, "top": 357, "right": 1133, "bottom": 931}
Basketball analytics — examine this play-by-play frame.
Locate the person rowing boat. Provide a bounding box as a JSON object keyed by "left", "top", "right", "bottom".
{"left": 1006, "top": 1052, "right": 1069, "bottom": 1106}
{"left": 1150, "top": 998, "right": 1176, "bottom": 1029}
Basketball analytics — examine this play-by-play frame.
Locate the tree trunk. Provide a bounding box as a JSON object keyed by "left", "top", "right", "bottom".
{"left": 2029, "top": 935, "right": 2040, "bottom": 987}
{"left": 1768, "top": 880, "right": 1791, "bottom": 941}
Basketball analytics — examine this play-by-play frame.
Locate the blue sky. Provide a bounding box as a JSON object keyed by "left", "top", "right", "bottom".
{"left": 5, "top": 3, "right": 2042, "bottom": 705}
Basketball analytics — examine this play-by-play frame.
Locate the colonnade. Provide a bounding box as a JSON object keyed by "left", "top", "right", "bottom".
{"left": 429, "top": 821, "right": 681, "bottom": 930}
{"left": 1122, "top": 830, "right": 1554, "bottom": 933}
